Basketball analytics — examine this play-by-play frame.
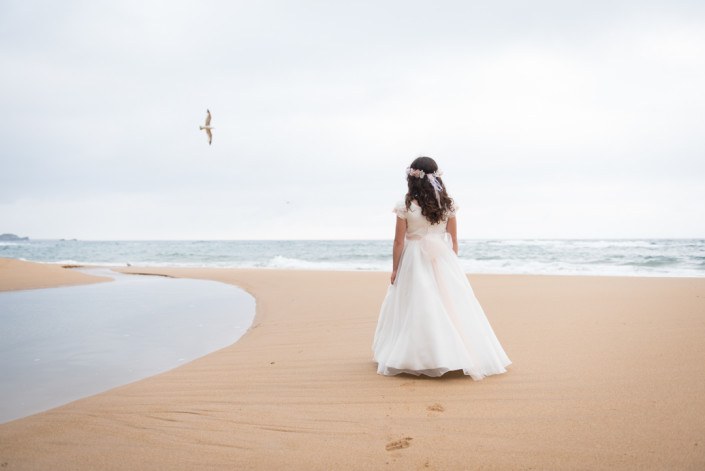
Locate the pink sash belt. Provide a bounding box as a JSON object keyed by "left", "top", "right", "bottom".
{"left": 405, "top": 233, "right": 451, "bottom": 261}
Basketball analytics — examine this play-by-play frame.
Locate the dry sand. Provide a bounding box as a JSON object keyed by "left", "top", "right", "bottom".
{"left": 0, "top": 260, "right": 704, "bottom": 469}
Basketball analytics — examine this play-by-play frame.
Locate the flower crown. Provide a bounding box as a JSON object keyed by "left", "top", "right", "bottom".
{"left": 406, "top": 166, "right": 445, "bottom": 202}
{"left": 406, "top": 167, "right": 443, "bottom": 179}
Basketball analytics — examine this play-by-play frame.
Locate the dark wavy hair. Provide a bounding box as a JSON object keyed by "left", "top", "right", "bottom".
{"left": 405, "top": 156, "right": 454, "bottom": 225}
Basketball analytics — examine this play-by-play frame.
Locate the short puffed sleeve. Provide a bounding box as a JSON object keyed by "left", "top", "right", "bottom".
{"left": 447, "top": 203, "right": 459, "bottom": 218}
{"left": 392, "top": 201, "right": 408, "bottom": 219}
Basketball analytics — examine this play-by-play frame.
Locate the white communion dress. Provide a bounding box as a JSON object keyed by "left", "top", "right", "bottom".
{"left": 373, "top": 201, "right": 512, "bottom": 379}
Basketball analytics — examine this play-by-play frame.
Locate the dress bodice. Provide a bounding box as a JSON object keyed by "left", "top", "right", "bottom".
{"left": 393, "top": 200, "right": 455, "bottom": 239}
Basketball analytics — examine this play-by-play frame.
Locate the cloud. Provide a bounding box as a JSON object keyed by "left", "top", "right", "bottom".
{"left": 0, "top": 1, "right": 703, "bottom": 238}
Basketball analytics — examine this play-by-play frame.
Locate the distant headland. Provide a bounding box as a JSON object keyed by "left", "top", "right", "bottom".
{"left": 0, "top": 233, "right": 29, "bottom": 241}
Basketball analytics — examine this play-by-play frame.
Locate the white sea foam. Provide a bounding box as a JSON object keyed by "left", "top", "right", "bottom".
{"left": 1, "top": 239, "right": 703, "bottom": 277}
{"left": 263, "top": 255, "right": 387, "bottom": 271}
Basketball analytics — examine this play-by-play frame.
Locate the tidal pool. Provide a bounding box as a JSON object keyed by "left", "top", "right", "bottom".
{"left": 0, "top": 269, "right": 255, "bottom": 423}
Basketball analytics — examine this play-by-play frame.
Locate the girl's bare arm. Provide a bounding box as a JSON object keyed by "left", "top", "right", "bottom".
{"left": 446, "top": 216, "right": 459, "bottom": 255}
{"left": 391, "top": 217, "right": 407, "bottom": 283}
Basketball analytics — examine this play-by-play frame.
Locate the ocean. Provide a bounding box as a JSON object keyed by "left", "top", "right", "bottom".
{"left": 2, "top": 239, "right": 704, "bottom": 277}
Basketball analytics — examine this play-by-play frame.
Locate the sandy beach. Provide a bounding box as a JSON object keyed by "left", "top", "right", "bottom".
{"left": 0, "top": 259, "right": 704, "bottom": 470}
{"left": 0, "top": 258, "right": 111, "bottom": 291}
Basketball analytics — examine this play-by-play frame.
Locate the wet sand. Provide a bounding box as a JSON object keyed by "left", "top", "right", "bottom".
{"left": 0, "top": 258, "right": 110, "bottom": 291}
{"left": 1, "top": 260, "right": 704, "bottom": 469}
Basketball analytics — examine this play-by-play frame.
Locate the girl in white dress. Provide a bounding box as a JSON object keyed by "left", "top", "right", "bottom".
{"left": 373, "top": 156, "right": 511, "bottom": 379}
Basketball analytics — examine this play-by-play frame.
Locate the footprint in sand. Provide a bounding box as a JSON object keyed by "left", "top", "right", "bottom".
{"left": 426, "top": 403, "right": 445, "bottom": 412}
{"left": 386, "top": 437, "right": 413, "bottom": 451}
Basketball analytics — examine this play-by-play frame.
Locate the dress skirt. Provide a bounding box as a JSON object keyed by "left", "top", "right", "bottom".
{"left": 373, "top": 234, "right": 511, "bottom": 379}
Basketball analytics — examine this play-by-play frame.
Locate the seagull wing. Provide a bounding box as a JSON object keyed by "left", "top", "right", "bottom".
{"left": 205, "top": 109, "right": 211, "bottom": 126}
{"left": 206, "top": 128, "right": 212, "bottom": 145}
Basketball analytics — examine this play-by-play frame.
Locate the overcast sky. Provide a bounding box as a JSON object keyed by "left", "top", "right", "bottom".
{"left": 1, "top": 1, "right": 703, "bottom": 240}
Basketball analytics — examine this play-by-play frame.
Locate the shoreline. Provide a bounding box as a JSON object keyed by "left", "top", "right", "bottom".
{"left": 1, "top": 261, "right": 704, "bottom": 468}
{"left": 3, "top": 238, "right": 704, "bottom": 279}
{"left": 3, "top": 257, "right": 705, "bottom": 281}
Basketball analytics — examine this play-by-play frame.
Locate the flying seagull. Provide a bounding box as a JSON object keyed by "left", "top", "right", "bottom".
{"left": 199, "top": 109, "right": 213, "bottom": 145}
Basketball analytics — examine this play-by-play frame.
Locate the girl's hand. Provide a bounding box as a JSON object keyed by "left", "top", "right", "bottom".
{"left": 390, "top": 270, "right": 397, "bottom": 284}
